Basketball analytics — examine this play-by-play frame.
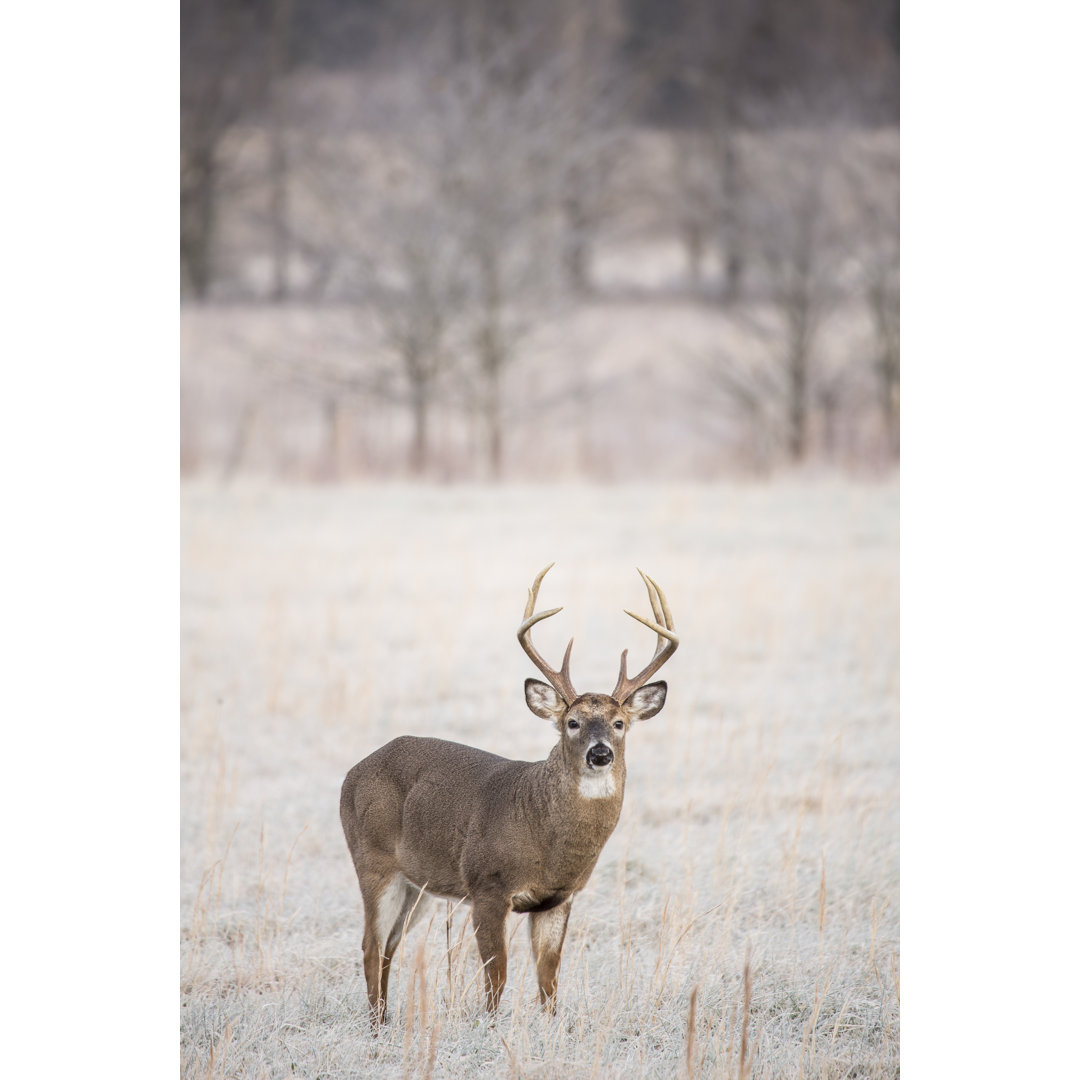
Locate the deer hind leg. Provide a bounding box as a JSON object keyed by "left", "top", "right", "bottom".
{"left": 530, "top": 901, "right": 572, "bottom": 1012}
{"left": 471, "top": 896, "right": 510, "bottom": 1013}
{"left": 361, "top": 873, "right": 431, "bottom": 1024}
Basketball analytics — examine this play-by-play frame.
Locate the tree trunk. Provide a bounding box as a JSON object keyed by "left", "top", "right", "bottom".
{"left": 718, "top": 124, "right": 744, "bottom": 302}
{"left": 475, "top": 330, "right": 503, "bottom": 481}
{"left": 868, "top": 275, "right": 900, "bottom": 459}
{"left": 684, "top": 223, "right": 705, "bottom": 292}
{"left": 819, "top": 385, "right": 840, "bottom": 461}
{"left": 268, "top": 0, "right": 295, "bottom": 302}
{"left": 409, "top": 385, "right": 430, "bottom": 476}
{"left": 562, "top": 190, "right": 592, "bottom": 296}
{"left": 181, "top": 151, "right": 216, "bottom": 300}
{"left": 783, "top": 271, "right": 814, "bottom": 463}
{"left": 221, "top": 401, "right": 259, "bottom": 482}
{"left": 483, "top": 369, "right": 502, "bottom": 480}
{"left": 880, "top": 351, "right": 900, "bottom": 459}
{"left": 319, "top": 395, "right": 343, "bottom": 482}
{"left": 268, "top": 125, "right": 289, "bottom": 302}
{"left": 787, "top": 338, "right": 809, "bottom": 463}
{"left": 476, "top": 252, "right": 505, "bottom": 480}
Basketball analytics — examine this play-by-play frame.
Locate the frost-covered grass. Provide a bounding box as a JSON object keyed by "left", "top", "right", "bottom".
{"left": 180, "top": 480, "right": 899, "bottom": 1078}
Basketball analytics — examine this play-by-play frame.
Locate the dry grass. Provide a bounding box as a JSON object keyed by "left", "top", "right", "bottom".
{"left": 180, "top": 479, "right": 898, "bottom": 1078}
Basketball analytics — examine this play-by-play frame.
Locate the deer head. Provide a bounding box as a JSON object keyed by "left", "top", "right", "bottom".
{"left": 518, "top": 563, "right": 678, "bottom": 798}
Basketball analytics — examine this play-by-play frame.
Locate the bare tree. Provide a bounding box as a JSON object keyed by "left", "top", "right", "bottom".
{"left": 692, "top": 123, "right": 861, "bottom": 467}
{"left": 286, "top": 72, "right": 472, "bottom": 478}
{"left": 669, "top": 120, "right": 745, "bottom": 300}
{"left": 411, "top": 39, "right": 568, "bottom": 478}
{"left": 355, "top": 204, "right": 469, "bottom": 475}
{"left": 547, "top": 1, "right": 629, "bottom": 297}
{"left": 684, "top": 0, "right": 757, "bottom": 300}
{"left": 844, "top": 135, "right": 900, "bottom": 458}
{"left": 747, "top": 127, "right": 854, "bottom": 462}
{"left": 865, "top": 247, "right": 900, "bottom": 458}
{"left": 283, "top": 13, "right": 599, "bottom": 479}
{"left": 180, "top": 0, "right": 268, "bottom": 299}
{"left": 656, "top": 1, "right": 760, "bottom": 300}
{"left": 671, "top": 131, "right": 715, "bottom": 293}
{"left": 267, "top": 0, "right": 296, "bottom": 302}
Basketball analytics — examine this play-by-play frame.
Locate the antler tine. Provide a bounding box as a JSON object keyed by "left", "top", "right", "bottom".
{"left": 612, "top": 569, "right": 679, "bottom": 703}
{"left": 517, "top": 564, "right": 577, "bottom": 704}
{"left": 644, "top": 570, "right": 673, "bottom": 631}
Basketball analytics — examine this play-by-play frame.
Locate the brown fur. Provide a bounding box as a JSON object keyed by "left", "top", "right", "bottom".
{"left": 339, "top": 567, "right": 676, "bottom": 1022}
{"left": 339, "top": 689, "right": 663, "bottom": 1019}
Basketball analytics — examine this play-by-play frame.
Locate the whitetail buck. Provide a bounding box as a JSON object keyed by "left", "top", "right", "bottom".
{"left": 339, "top": 565, "right": 678, "bottom": 1022}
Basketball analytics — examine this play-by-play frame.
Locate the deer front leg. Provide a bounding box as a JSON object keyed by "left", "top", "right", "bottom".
{"left": 530, "top": 901, "right": 571, "bottom": 1012}
{"left": 471, "top": 895, "right": 510, "bottom": 1012}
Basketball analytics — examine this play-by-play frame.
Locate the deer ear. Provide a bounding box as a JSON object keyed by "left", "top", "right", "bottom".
{"left": 525, "top": 679, "right": 567, "bottom": 721}
{"left": 623, "top": 681, "right": 667, "bottom": 722}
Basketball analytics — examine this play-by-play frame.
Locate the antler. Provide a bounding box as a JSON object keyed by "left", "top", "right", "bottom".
{"left": 517, "top": 563, "right": 578, "bottom": 704}
{"left": 611, "top": 569, "right": 679, "bottom": 703}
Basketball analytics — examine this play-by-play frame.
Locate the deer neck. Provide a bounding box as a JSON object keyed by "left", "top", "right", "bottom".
{"left": 529, "top": 742, "right": 625, "bottom": 840}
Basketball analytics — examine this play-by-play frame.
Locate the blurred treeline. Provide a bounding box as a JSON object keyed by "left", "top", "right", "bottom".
{"left": 181, "top": 0, "right": 899, "bottom": 481}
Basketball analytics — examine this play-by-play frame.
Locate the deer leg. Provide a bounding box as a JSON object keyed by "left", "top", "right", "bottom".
{"left": 471, "top": 896, "right": 510, "bottom": 1012}
{"left": 360, "top": 873, "right": 411, "bottom": 1025}
{"left": 530, "top": 901, "right": 571, "bottom": 1012}
{"left": 361, "top": 905, "right": 387, "bottom": 1024}
{"left": 378, "top": 881, "right": 432, "bottom": 1012}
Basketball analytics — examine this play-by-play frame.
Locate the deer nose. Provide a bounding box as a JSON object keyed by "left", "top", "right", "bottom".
{"left": 586, "top": 743, "right": 613, "bottom": 768}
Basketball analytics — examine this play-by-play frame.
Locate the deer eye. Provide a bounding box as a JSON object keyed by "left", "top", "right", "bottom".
{"left": 613, "top": 720, "right": 625, "bottom": 730}
{"left": 566, "top": 719, "right": 580, "bottom": 730}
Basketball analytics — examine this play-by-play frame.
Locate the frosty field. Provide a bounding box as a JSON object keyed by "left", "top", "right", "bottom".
{"left": 180, "top": 480, "right": 899, "bottom": 1078}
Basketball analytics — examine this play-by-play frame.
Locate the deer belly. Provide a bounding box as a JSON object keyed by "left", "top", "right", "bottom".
{"left": 510, "top": 888, "right": 571, "bottom": 913}
{"left": 395, "top": 846, "right": 468, "bottom": 900}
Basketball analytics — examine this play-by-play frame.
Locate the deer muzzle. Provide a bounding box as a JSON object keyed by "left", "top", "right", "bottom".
{"left": 585, "top": 742, "right": 614, "bottom": 769}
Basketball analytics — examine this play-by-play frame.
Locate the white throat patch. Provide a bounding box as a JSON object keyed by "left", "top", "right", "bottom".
{"left": 578, "top": 770, "right": 617, "bottom": 799}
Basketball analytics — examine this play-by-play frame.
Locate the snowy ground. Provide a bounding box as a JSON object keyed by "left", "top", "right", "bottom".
{"left": 180, "top": 479, "right": 899, "bottom": 1078}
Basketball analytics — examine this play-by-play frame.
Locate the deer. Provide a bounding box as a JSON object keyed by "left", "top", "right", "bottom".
{"left": 339, "top": 564, "right": 678, "bottom": 1023}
